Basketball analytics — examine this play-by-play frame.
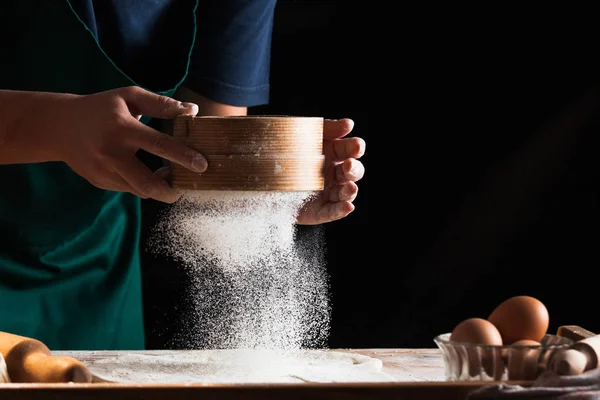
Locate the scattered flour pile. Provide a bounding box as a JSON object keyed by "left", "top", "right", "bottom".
{"left": 148, "top": 190, "right": 331, "bottom": 351}
{"left": 85, "top": 349, "right": 396, "bottom": 384}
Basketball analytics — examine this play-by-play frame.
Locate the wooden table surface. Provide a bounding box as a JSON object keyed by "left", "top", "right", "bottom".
{"left": 0, "top": 348, "right": 522, "bottom": 400}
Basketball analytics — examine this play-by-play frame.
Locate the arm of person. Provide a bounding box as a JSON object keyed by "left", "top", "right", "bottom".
{"left": 0, "top": 86, "right": 206, "bottom": 203}
{"left": 172, "top": 86, "right": 247, "bottom": 117}
{"left": 179, "top": 0, "right": 275, "bottom": 113}
{"left": 0, "top": 89, "right": 64, "bottom": 164}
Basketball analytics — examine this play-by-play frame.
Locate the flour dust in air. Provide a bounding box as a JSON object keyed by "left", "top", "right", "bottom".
{"left": 147, "top": 190, "right": 331, "bottom": 351}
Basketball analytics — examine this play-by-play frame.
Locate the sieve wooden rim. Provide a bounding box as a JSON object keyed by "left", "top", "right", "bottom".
{"left": 171, "top": 115, "right": 323, "bottom": 155}
{"left": 169, "top": 115, "right": 325, "bottom": 191}
{"left": 170, "top": 154, "right": 325, "bottom": 191}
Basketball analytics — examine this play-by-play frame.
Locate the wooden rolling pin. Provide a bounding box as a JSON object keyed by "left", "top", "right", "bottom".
{"left": 553, "top": 326, "right": 600, "bottom": 376}
{"left": 553, "top": 334, "right": 600, "bottom": 376}
{"left": 0, "top": 331, "right": 92, "bottom": 383}
{"left": 557, "top": 325, "right": 596, "bottom": 342}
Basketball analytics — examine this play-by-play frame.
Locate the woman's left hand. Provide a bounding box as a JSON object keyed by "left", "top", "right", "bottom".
{"left": 296, "top": 118, "right": 365, "bottom": 225}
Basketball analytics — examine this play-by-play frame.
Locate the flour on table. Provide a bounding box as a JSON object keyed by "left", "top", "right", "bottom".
{"left": 86, "top": 349, "right": 397, "bottom": 384}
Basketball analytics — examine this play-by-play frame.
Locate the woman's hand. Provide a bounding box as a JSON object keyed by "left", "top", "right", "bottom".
{"left": 35, "top": 86, "right": 207, "bottom": 203}
{"left": 296, "top": 118, "right": 365, "bottom": 225}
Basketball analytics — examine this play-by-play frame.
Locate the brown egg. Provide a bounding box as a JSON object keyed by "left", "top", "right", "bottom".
{"left": 451, "top": 317, "right": 503, "bottom": 345}
{"left": 488, "top": 296, "right": 549, "bottom": 345}
{"left": 500, "top": 340, "right": 540, "bottom": 361}
{"left": 506, "top": 346, "right": 541, "bottom": 380}
{"left": 451, "top": 318, "right": 504, "bottom": 378}
{"left": 511, "top": 340, "right": 541, "bottom": 346}
{"left": 503, "top": 339, "right": 542, "bottom": 380}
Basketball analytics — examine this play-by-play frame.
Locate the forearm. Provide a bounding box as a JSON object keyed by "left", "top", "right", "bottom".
{"left": 173, "top": 86, "right": 247, "bottom": 116}
{"left": 0, "top": 89, "right": 69, "bottom": 164}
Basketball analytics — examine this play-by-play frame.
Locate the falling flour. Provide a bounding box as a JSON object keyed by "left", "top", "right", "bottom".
{"left": 147, "top": 190, "right": 331, "bottom": 351}
{"left": 140, "top": 190, "right": 391, "bottom": 384}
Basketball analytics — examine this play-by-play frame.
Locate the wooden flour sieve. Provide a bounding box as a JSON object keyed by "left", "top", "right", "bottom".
{"left": 168, "top": 115, "right": 325, "bottom": 191}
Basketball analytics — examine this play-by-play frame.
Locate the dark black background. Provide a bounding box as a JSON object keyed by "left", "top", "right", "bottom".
{"left": 141, "top": 1, "right": 600, "bottom": 350}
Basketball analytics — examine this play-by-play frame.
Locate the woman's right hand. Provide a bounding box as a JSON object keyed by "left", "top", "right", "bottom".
{"left": 11, "top": 86, "right": 207, "bottom": 203}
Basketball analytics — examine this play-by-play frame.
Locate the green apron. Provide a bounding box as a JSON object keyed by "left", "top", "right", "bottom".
{"left": 0, "top": 1, "right": 196, "bottom": 350}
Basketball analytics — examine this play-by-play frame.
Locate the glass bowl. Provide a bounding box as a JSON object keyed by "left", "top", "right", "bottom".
{"left": 434, "top": 333, "right": 573, "bottom": 381}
